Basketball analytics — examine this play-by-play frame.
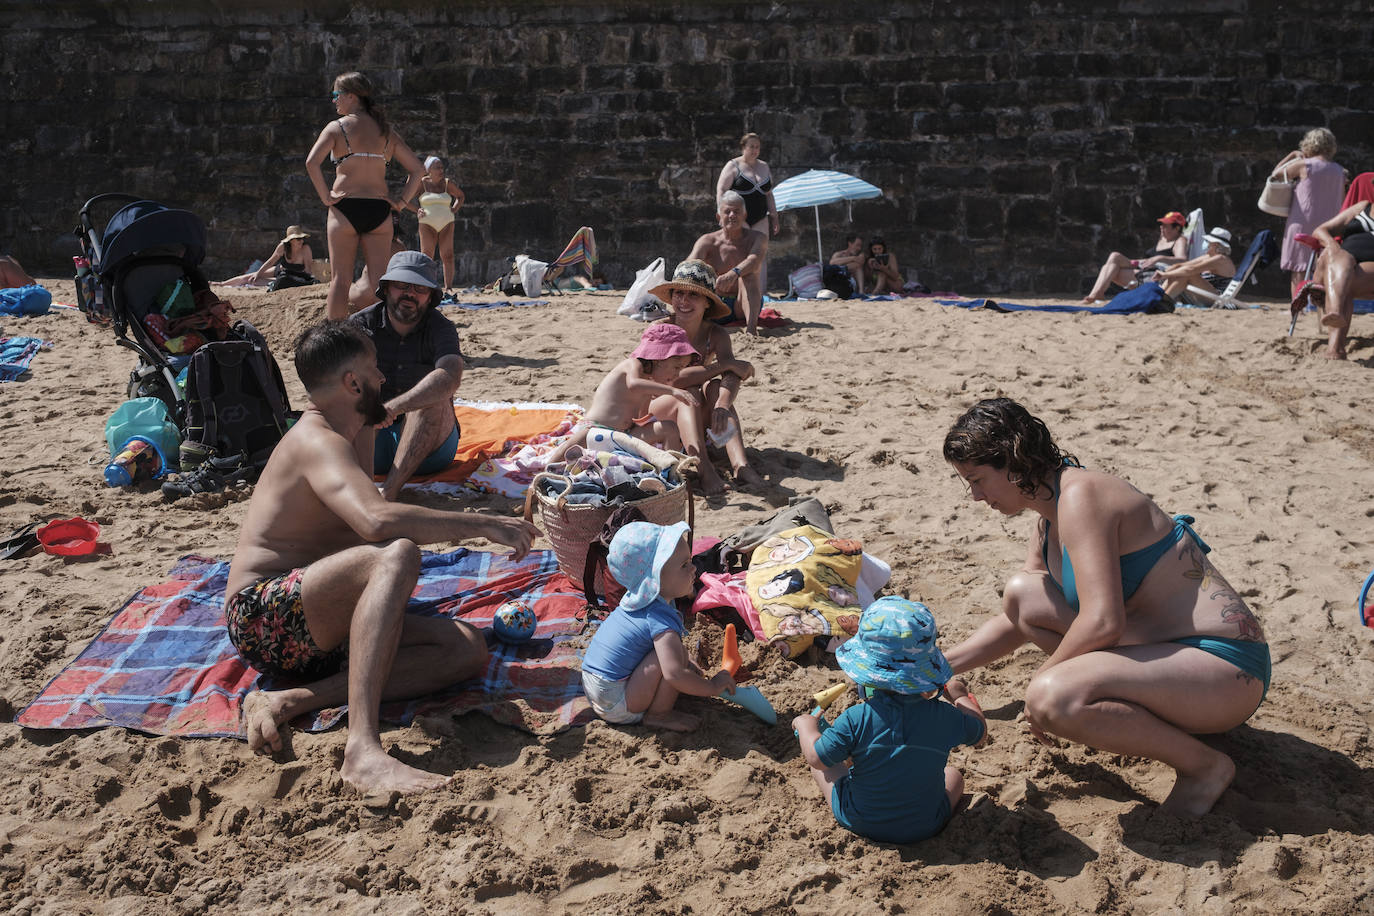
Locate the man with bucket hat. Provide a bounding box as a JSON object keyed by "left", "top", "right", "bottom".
{"left": 350, "top": 250, "right": 464, "bottom": 499}
{"left": 793, "top": 597, "right": 987, "bottom": 844}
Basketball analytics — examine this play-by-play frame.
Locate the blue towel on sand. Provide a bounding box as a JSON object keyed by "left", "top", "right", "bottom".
{"left": 0, "top": 336, "right": 43, "bottom": 380}
{"left": 938, "top": 298, "right": 1165, "bottom": 314}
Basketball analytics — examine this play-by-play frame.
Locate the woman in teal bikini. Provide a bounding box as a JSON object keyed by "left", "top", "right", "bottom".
{"left": 942, "top": 398, "right": 1269, "bottom": 818}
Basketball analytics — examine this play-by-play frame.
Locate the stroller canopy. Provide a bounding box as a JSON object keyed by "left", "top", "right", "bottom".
{"left": 98, "top": 200, "right": 206, "bottom": 279}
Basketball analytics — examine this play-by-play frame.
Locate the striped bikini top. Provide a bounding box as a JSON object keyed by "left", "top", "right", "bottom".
{"left": 332, "top": 118, "right": 391, "bottom": 164}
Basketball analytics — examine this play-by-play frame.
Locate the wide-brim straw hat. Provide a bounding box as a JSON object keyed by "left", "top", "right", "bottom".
{"left": 282, "top": 225, "right": 311, "bottom": 243}
{"left": 650, "top": 259, "right": 732, "bottom": 321}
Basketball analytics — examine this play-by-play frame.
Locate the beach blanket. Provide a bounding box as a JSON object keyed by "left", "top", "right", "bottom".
{"left": 938, "top": 297, "right": 1171, "bottom": 315}
{"left": 0, "top": 336, "right": 44, "bottom": 381}
{"left": 411, "top": 398, "right": 583, "bottom": 496}
{"left": 441, "top": 299, "right": 551, "bottom": 310}
{"left": 17, "top": 549, "right": 594, "bottom": 739}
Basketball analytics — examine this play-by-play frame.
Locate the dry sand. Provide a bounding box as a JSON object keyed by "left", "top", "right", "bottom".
{"left": 2, "top": 281, "right": 1373, "bottom": 914}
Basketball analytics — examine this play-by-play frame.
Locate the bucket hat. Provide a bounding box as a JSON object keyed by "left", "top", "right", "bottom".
{"left": 835, "top": 596, "right": 953, "bottom": 695}
{"left": 1203, "top": 227, "right": 1232, "bottom": 253}
{"left": 650, "top": 259, "right": 731, "bottom": 320}
{"left": 282, "top": 225, "right": 311, "bottom": 242}
{"left": 631, "top": 323, "right": 699, "bottom": 361}
{"left": 608, "top": 521, "right": 690, "bottom": 611}
{"left": 375, "top": 250, "right": 441, "bottom": 303}
{"left": 1156, "top": 211, "right": 1186, "bottom": 226}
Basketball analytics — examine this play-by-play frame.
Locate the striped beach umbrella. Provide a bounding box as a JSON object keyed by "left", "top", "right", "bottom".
{"left": 771, "top": 170, "right": 883, "bottom": 266}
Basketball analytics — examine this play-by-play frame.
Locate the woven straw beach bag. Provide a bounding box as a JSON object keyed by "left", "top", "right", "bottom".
{"left": 522, "top": 455, "right": 698, "bottom": 580}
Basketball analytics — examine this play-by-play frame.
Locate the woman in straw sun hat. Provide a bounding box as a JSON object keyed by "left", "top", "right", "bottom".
{"left": 650, "top": 259, "right": 763, "bottom": 495}
{"left": 219, "top": 225, "right": 317, "bottom": 289}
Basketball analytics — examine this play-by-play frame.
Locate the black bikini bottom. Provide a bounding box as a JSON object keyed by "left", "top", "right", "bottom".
{"left": 333, "top": 198, "right": 392, "bottom": 234}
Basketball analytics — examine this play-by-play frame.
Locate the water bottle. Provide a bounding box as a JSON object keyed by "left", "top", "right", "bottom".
{"left": 104, "top": 436, "right": 162, "bottom": 487}
{"left": 73, "top": 256, "right": 95, "bottom": 313}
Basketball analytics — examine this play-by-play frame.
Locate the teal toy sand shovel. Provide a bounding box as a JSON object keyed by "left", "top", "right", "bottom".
{"left": 722, "top": 686, "right": 777, "bottom": 725}
{"left": 1360, "top": 569, "right": 1374, "bottom": 629}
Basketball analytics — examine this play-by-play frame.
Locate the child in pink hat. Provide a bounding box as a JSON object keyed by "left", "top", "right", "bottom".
{"left": 548, "top": 323, "right": 703, "bottom": 462}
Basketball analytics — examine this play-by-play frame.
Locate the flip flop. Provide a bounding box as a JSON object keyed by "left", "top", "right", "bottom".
{"left": 0, "top": 521, "right": 40, "bottom": 560}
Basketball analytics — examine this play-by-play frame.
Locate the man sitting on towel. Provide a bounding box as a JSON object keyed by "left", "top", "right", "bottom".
{"left": 226, "top": 319, "right": 540, "bottom": 796}
{"left": 350, "top": 250, "right": 464, "bottom": 499}
{"left": 689, "top": 190, "right": 768, "bottom": 335}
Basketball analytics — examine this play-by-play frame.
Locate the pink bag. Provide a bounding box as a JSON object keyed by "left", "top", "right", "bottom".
{"left": 691, "top": 572, "right": 765, "bottom": 640}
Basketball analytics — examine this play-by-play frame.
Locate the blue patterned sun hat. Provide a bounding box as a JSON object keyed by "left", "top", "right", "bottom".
{"left": 835, "top": 597, "right": 953, "bottom": 695}
{"left": 608, "top": 521, "right": 691, "bottom": 611}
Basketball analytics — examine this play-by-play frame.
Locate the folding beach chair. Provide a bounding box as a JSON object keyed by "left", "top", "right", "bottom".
{"left": 540, "top": 226, "right": 598, "bottom": 295}
{"left": 1185, "top": 229, "right": 1279, "bottom": 310}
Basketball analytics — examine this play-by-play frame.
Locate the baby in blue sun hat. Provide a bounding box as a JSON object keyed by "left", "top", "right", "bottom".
{"left": 580, "top": 521, "right": 736, "bottom": 732}
{"left": 793, "top": 596, "right": 987, "bottom": 844}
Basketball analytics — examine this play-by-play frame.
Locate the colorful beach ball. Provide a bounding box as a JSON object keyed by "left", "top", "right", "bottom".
{"left": 492, "top": 600, "right": 537, "bottom": 643}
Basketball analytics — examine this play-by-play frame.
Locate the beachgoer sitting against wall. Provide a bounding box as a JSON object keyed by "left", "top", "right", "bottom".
{"left": 793, "top": 597, "right": 987, "bottom": 844}
{"left": 0, "top": 255, "right": 36, "bottom": 289}
{"left": 1310, "top": 199, "right": 1374, "bottom": 360}
{"left": 654, "top": 259, "right": 763, "bottom": 495}
{"left": 580, "top": 521, "right": 736, "bottom": 731}
{"left": 1154, "top": 228, "right": 1236, "bottom": 304}
{"left": 1082, "top": 211, "right": 1189, "bottom": 304}
{"left": 226, "top": 318, "right": 539, "bottom": 796}
{"left": 349, "top": 251, "right": 463, "bottom": 500}
{"left": 865, "top": 236, "right": 903, "bottom": 295}
{"left": 221, "top": 226, "right": 317, "bottom": 289}
{"left": 546, "top": 323, "right": 700, "bottom": 465}
{"left": 942, "top": 398, "right": 1269, "bottom": 817}
{"left": 829, "top": 234, "right": 866, "bottom": 294}
{"left": 688, "top": 191, "right": 768, "bottom": 335}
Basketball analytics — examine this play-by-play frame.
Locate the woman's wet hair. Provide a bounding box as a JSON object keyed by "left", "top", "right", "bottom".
{"left": 740, "top": 132, "right": 761, "bottom": 150}
{"left": 293, "top": 320, "right": 373, "bottom": 392}
{"left": 943, "top": 398, "right": 1079, "bottom": 497}
{"left": 334, "top": 71, "right": 389, "bottom": 138}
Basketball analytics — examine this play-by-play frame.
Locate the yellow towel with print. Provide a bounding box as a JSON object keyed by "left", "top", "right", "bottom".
{"left": 745, "top": 524, "right": 864, "bottom": 658}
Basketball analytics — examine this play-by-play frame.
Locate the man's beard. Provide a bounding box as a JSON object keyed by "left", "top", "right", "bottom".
{"left": 387, "top": 290, "right": 427, "bottom": 323}
{"left": 357, "top": 378, "right": 388, "bottom": 426}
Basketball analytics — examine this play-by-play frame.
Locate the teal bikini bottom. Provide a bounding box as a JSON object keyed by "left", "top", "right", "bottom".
{"left": 1173, "top": 635, "right": 1271, "bottom": 704}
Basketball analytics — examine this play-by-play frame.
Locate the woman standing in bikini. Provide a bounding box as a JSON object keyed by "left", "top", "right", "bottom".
{"left": 715, "top": 133, "right": 779, "bottom": 297}
{"left": 306, "top": 71, "right": 425, "bottom": 320}
{"left": 942, "top": 398, "right": 1269, "bottom": 817}
{"left": 649, "top": 260, "right": 764, "bottom": 495}
{"left": 414, "top": 156, "right": 465, "bottom": 296}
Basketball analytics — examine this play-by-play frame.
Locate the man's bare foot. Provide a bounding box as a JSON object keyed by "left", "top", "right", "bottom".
{"left": 642, "top": 710, "right": 700, "bottom": 732}
{"left": 1322, "top": 347, "right": 1348, "bottom": 360}
{"left": 341, "top": 739, "right": 450, "bottom": 796}
{"left": 243, "top": 689, "right": 289, "bottom": 755}
{"left": 1320, "top": 310, "right": 1349, "bottom": 330}
{"left": 1159, "top": 750, "right": 1235, "bottom": 817}
{"left": 732, "top": 465, "right": 765, "bottom": 489}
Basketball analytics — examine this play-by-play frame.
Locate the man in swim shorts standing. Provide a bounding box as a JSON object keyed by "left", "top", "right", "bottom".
{"left": 226, "top": 319, "right": 539, "bottom": 796}
{"left": 350, "top": 250, "right": 463, "bottom": 500}
{"left": 689, "top": 191, "right": 768, "bottom": 335}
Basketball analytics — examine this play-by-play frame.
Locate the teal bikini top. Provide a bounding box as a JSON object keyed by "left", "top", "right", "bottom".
{"left": 1042, "top": 466, "right": 1210, "bottom": 612}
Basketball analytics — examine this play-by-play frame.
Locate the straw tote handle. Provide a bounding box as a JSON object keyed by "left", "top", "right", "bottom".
{"left": 524, "top": 470, "right": 574, "bottom": 522}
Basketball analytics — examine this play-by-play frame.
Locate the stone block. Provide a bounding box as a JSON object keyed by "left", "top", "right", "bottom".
{"left": 943, "top": 81, "right": 1023, "bottom": 110}
{"left": 965, "top": 198, "right": 1004, "bottom": 239}
{"left": 1006, "top": 199, "right": 1055, "bottom": 235}
{"left": 991, "top": 165, "right": 1054, "bottom": 196}
{"left": 917, "top": 196, "right": 961, "bottom": 232}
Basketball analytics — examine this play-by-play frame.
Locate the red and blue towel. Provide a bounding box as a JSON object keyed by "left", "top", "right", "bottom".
{"left": 17, "top": 548, "right": 594, "bottom": 738}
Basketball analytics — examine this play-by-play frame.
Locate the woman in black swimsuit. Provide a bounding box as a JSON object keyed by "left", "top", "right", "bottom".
{"left": 306, "top": 72, "right": 425, "bottom": 320}
{"left": 715, "top": 133, "right": 778, "bottom": 296}
{"left": 1312, "top": 200, "right": 1374, "bottom": 359}
{"left": 1082, "top": 211, "right": 1189, "bottom": 304}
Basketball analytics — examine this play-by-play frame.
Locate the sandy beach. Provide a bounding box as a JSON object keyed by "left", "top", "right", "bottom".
{"left": 1, "top": 280, "right": 1372, "bottom": 913}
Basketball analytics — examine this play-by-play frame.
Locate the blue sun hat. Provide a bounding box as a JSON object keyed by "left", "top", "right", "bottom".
{"left": 608, "top": 521, "right": 691, "bottom": 611}
{"left": 835, "top": 597, "right": 953, "bottom": 695}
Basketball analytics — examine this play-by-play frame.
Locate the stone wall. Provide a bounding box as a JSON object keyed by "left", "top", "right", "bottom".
{"left": 4, "top": 0, "right": 1372, "bottom": 296}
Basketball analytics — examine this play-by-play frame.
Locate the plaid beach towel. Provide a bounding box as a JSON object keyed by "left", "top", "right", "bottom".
{"left": 0, "top": 336, "right": 45, "bottom": 381}
{"left": 441, "top": 299, "right": 551, "bottom": 310}
{"left": 17, "top": 548, "right": 594, "bottom": 739}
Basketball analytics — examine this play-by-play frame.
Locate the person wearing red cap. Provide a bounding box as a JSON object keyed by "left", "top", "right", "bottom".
{"left": 1081, "top": 212, "right": 1189, "bottom": 304}
{"left": 546, "top": 322, "right": 703, "bottom": 464}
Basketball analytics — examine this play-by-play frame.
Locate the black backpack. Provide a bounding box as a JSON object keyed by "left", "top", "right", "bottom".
{"left": 179, "top": 319, "right": 291, "bottom": 473}
{"left": 822, "top": 264, "right": 857, "bottom": 299}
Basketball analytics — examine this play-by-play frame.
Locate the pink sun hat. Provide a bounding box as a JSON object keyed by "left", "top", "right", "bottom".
{"left": 630, "top": 323, "right": 699, "bottom": 361}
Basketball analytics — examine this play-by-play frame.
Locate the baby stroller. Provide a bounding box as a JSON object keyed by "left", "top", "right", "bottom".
{"left": 74, "top": 193, "right": 212, "bottom": 417}
{"left": 74, "top": 194, "right": 292, "bottom": 494}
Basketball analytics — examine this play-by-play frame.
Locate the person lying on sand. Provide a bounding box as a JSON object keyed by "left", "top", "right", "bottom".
{"left": 0, "top": 255, "right": 36, "bottom": 289}
{"left": 941, "top": 398, "right": 1269, "bottom": 818}
{"left": 580, "top": 521, "right": 736, "bottom": 731}
{"left": 653, "top": 259, "right": 764, "bottom": 495}
{"left": 794, "top": 598, "right": 986, "bottom": 844}
{"left": 225, "top": 319, "right": 539, "bottom": 797}
{"left": 689, "top": 191, "right": 768, "bottom": 334}
{"left": 546, "top": 323, "right": 700, "bottom": 465}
